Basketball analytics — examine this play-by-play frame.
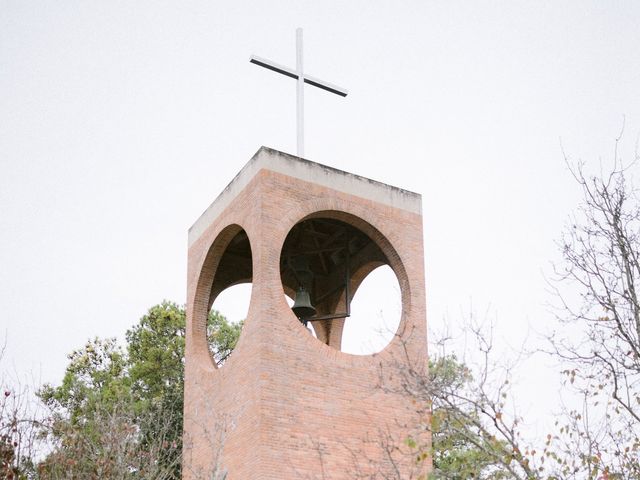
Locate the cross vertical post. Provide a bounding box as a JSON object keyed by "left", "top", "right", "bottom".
{"left": 296, "top": 28, "right": 304, "bottom": 157}
{"left": 250, "top": 28, "right": 348, "bottom": 159}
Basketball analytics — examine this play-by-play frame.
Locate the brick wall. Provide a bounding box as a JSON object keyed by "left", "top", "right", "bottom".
{"left": 183, "top": 156, "right": 430, "bottom": 479}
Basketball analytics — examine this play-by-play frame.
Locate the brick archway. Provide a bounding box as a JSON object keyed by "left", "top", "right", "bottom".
{"left": 271, "top": 199, "right": 414, "bottom": 366}
{"left": 279, "top": 213, "right": 403, "bottom": 353}
{"left": 190, "top": 223, "right": 252, "bottom": 371}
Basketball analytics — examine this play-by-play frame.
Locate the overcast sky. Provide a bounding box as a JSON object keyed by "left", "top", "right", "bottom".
{"left": 2, "top": 0, "right": 640, "bottom": 439}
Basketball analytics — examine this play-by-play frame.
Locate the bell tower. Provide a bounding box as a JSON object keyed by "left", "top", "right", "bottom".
{"left": 183, "top": 147, "right": 430, "bottom": 479}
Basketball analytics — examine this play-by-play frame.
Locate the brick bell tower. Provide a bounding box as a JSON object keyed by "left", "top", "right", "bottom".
{"left": 183, "top": 147, "right": 429, "bottom": 479}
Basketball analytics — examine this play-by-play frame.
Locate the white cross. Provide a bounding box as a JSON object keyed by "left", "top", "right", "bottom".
{"left": 250, "top": 28, "right": 348, "bottom": 158}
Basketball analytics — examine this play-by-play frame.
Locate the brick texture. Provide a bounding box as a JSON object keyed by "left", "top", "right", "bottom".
{"left": 183, "top": 153, "right": 430, "bottom": 479}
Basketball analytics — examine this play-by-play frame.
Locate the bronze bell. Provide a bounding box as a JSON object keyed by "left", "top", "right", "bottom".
{"left": 292, "top": 286, "right": 316, "bottom": 324}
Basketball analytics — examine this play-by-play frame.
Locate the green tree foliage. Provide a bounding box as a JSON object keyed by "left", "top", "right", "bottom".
{"left": 207, "top": 310, "right": 243, "bottom": 365}
{"left": 430, "top": 356, "right": 502, "bottom": 478}
{"left": 127, "top": 302, "right": 187, "bottom": 407}
{"left": 427, "top": 354, "right": 524, "bottom": 480}
{"left": 39, "top": 338, "right": 130, "bottom": 424}
{"left": 37, "top": 301, "right": 242, "bottom": 479}
{"left": 125, "top": 302, "right": 189, "bottom": 479}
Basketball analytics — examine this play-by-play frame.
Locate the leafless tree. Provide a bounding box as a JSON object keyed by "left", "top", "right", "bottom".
{"left": 37, "top": 398, "right": 182, "bottom": 480}
{"left": 0, "top": 340, "right": 44, "bottom": 479}
{"left": 388, "top": 319, "right": 554, "bottom": 480}
{"left": 548, "top": 131, "right": 640, "bottom": 478}
{"left": 301, "top": 319, "right": 551, "bottom": 480}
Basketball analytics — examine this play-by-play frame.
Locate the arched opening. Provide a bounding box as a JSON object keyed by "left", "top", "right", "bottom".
{"left": 340, "top": 265, "right": 401, "bottom": 355}
{"left": 206, "top": 227, "right": 252, "bottom": 367}
{"left": 279, "top": 215, "right": 402, "bottom": 353}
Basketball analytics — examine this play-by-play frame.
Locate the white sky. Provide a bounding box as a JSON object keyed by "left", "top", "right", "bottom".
{"left": 2, "top": 0, "right": 640, "bottom": 442}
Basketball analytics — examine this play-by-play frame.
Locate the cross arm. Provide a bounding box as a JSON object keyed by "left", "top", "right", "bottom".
{"left": 250, "top": 55, "right": 298, "bottom": 80}
{"left": 250, "top": 55, "right": 348, "bottom": 97}
{"left": 304, "top": 74, "right": 348, "bottom": 97}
